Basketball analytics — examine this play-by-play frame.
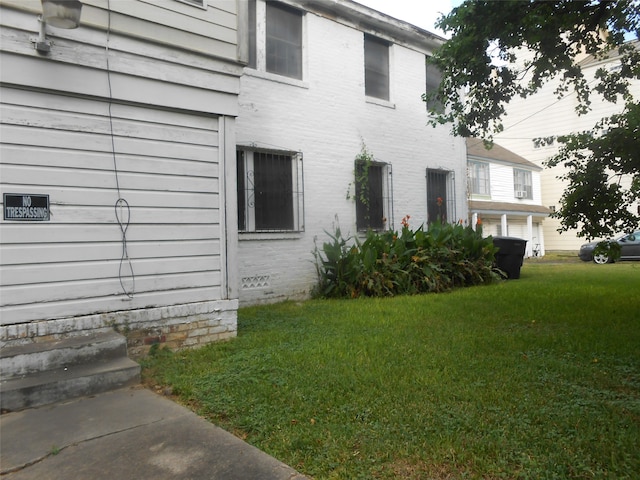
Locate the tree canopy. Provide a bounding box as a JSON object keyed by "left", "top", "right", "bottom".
{"left": 427, "top": 0, "right": 640, "bottom": 239}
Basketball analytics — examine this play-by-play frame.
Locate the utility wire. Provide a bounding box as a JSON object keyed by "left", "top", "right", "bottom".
{"left": 106, "top": 0, "right": 135, "bottom": 298}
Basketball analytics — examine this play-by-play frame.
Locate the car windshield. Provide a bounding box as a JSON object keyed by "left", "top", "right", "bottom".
{"left": 618, "top": 232, "right": 639, "bottom": 241}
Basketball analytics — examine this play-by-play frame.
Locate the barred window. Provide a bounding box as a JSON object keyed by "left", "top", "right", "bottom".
{"left": 237, "top": 149, "right": 304, "bottom": 232}
{"left": 355, "top": 161, "right": 392, "bottom": 231}
{"left": 266, "top": 2, "right": 303, "bottom": 79}
{"left": 513, "top": 168, "right": 533, "bottom": 199}
{"left": 426, "top": 169, "right": 455, "bottom": 224}
{"left": 468, "top": 161, "right": 490, "bottom": 196}
{"left": 364, "top": 35, "right": 390, "bottom": 100}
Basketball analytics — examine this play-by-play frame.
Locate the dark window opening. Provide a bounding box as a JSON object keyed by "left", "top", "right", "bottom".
{"left": 266, "top": 2, "right": 303, "bottom": 79}
{"left": 356, "top": 162, "right": 385, "bottom": 231}
{"left": 254, "top": 153, "right": 293, "bottom": 230}
{"left": 364, "top": 35, "right": 390, "bottom": 100}
{"left": 425, "top": 57, "right": 444, "bottom": 114}
{"left": 237, "top": 149, "right": 303, "bottom": 232}
{"left": 248, "top": 0, "right": 256, "bottom": 68}
{"left": 427, "top": 169, "right": 449, "bottom": 224}
{"left": 237, "top": 150, "right": 246, "bottom": 231}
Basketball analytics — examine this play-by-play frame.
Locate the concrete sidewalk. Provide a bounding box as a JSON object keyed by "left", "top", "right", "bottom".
{"left": 0, "top": 387, "right": 307, "bottom": 479}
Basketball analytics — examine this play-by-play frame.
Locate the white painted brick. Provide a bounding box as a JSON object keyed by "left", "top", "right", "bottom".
{"left": 237, "top": 8, "right": 467, "bottom": 305}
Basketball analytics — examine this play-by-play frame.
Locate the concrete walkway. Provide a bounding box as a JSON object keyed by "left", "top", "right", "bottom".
{"left": 0, "top": 387, "right": 307, "bottom": 479}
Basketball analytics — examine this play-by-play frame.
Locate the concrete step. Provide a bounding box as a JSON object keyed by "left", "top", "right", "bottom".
{"left": 0, "top": 331, "right": 140, "bottom": 412}
{"left": 1, "top": 357, "right": 141, "bottom": 412}
{"left": 1, "top": 331, "right": 128, "bottom": 380}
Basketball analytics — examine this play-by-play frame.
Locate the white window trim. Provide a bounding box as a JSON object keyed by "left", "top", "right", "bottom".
{"left": 364, "top": 35, "right": 393, "bottom": 104}
{"left": 250, "top": 0, "right": 307, "bottom": 83}
{"left": 513, "top": 168, "right": 533, "bottom": 200}
{"left": 238, "top": 148, "right": 304, "bottom": 233}
{"left": 468, "top": 160, "right": 491, "bottom": 197}
{"left": 355, "top": 161, "right": 393, "bottom": 232}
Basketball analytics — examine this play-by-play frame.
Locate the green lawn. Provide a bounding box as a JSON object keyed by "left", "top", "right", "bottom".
{"left": 142, "top": 262, "right": 640, "bottom": 479}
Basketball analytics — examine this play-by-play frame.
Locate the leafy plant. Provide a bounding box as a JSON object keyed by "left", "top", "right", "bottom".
{"left": 313, "top": 218, "right": 499, "bottom": 298}
{"left": 428, "top": 0, "right": 640, "bottom": 239}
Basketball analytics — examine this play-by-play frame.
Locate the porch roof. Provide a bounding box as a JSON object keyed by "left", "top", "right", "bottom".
{"left": 469, "top": 200, "right": 551, "bottom": 217}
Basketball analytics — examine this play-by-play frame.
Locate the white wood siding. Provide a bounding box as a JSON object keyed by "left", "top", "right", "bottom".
{"left": 498, "top": 48, "right": 640, "bottom": 250}
{"left": 0, "top": 86, "right": 223, "bottom": 325}
{"left": 0, "top": 1, "right": 241, "bottom": 116}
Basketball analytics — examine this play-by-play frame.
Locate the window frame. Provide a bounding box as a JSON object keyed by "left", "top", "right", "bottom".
{"left": 513, "top": 168, "right": 533, "bottom": 199}
{"left": 355, "top": 160, "right": 392, "bottom": 231}
{"left": 364, "top": 34, "right": 390, "bottom": 101}
{"left": 468, "top": 160, "right": 491, "bottom": 196}
{"left": 247, "top": 0, "right": 257, "bottom": 68}
{"left": 237, "top": 148, "right": 304, "bottom": 233}
{"left": 426, "top": 169, "right": 455, "bottom": 224}
{"left": 265, "top": 1, "right": 303, "bottom": 80}
{"left": 425, "top": 56, "right": 444, "bottom": 114}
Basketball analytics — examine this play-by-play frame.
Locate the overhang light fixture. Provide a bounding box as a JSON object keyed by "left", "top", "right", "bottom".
{"left": 33, "top": 0, "right": 83, "bottom": 54}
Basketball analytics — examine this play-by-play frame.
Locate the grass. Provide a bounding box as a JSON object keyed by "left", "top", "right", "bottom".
{"left": 142, "top": 262, "right": 640, "bottom": 479}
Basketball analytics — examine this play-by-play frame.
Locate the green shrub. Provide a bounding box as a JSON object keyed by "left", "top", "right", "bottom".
{"left": 313, "top": 218, "right": 499, "bottom": 298}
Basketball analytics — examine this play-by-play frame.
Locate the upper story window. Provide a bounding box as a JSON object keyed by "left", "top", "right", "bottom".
{"left": 513, "top": 168, "right": 533, "bottom": 199}
{"left": 425, "top": 57, "right": 444, "bottom": 114}
{"left": 364, "top": 35, "right": 390, "bottom": 100}
{"left": 237, "top": 149, "right": 304, "bottom": 232}
{"left": 355, "top": 160, "right": 391, "bottom": 231}
{"left": 468, "top": 161, "right": 490, "bottom": 196}
{"left": 266, "top": 2, "right": 303, "bottom": 79}
{"left": 247, "top": 0, "right": 257, "bottom": 68}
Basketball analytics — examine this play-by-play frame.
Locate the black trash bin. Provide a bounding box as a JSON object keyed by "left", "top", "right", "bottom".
{"left": 492, "top": 236, "right": 527, "bottom": 279}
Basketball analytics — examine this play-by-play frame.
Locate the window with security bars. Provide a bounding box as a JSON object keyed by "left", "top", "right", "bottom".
{"left": 426, "top": 169, "right": 455, "bottom": 224}
{"left": 355, "top": 161, "right": 392, "bottom": 231}
{"left": 513, "top": 168, "right": 533, "bottom": 199}
{"left": 237, "top": 149, "right": 304, "bottom": 232}
{"left": 468, "top": 160, "right": 490, "bottom": 196}
{"left": 266, "top": 2, "right": 303, "bottom": 79}
{"left": 364, "top": 35, "right": 390, "bottom": 100}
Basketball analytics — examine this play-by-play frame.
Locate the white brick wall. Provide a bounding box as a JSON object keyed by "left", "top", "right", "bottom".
{"left": 236, "top": 6, "right": 467, "bottom": 304}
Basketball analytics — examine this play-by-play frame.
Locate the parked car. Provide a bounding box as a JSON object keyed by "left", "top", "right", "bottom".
{"left": 578, "top": 231, "right": 640, "bottom": 264}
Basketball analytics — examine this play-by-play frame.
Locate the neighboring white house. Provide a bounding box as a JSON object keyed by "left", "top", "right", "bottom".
{"left": 0, "top": 0, "right": 245, "bottom": 354}
{"left": 235, "top": 0, "right": 468, "bottom": 304}
{"left": 466, "top": 138, "right": 550, "bottom": 257}
{"left": 496, "top": 41, "right": 640, "bottom": 251}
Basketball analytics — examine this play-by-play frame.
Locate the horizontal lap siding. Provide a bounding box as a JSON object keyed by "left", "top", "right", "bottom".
{"left": 0, "top": 87, "right": 222, "bottom": 325}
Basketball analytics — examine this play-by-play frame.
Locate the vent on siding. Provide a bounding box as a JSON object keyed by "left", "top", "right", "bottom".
{"left": 242, "top": 275, "right": 271, "bottom": 289}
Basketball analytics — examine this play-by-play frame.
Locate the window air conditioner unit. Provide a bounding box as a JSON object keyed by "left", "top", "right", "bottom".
{"left": 515, "top": 191, "right": 527, "bottom": 198}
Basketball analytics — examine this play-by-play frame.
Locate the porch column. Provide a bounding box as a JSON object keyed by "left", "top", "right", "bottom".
{"left": 501, "top": 214, "right": 507, "bottom": 236}
{"left": 472, "top": 212, "right": 478, "bottom": 231}
{"left": 526, "top": 215, "right": 533, "bottom": 257}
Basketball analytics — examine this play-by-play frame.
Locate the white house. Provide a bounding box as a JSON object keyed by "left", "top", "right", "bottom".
{"left": 466, "top": 138, "right": 550, "bottom": 257}
{"left": 0, "top": 0, "right": 245, "bottom": 355}
{"left": 496, "top": 40, "right": 640, "bottom": 251}
{"left": 235, "top": 0, "right": 468, "bottom": 304}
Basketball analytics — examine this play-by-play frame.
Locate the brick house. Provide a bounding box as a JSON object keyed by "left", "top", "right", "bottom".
{"left": 235, "top": 0, "right": 468, "bottom": 304}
